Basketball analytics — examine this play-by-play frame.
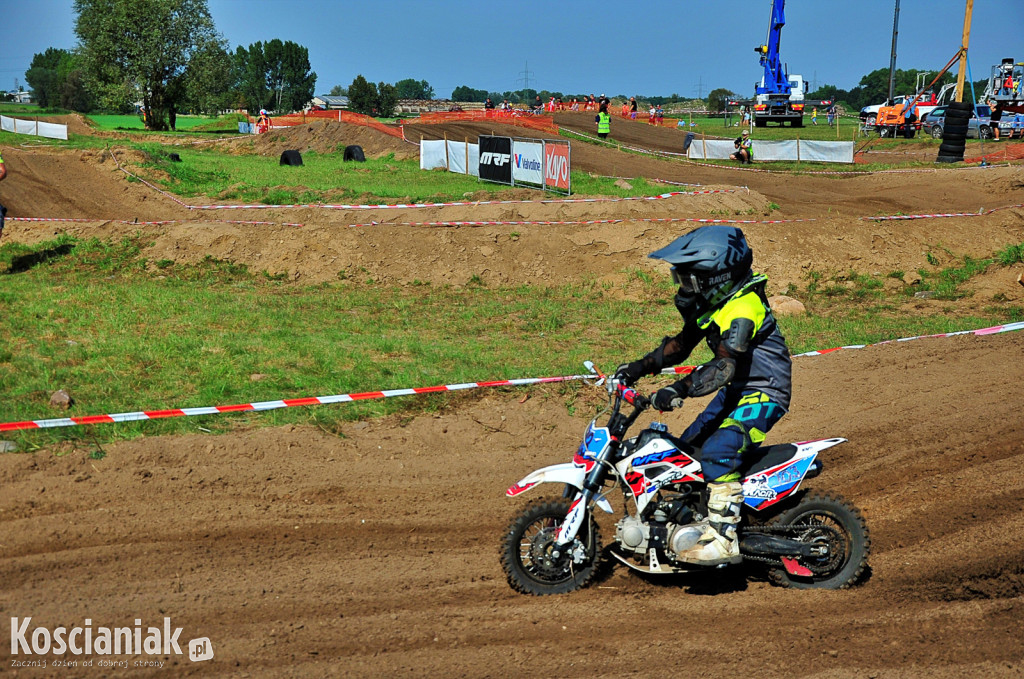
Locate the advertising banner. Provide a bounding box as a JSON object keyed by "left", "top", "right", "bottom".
{"left": 478, "top": 135, "right": 513, "bottom": 185}
{"left": 512, "top": 141, "right": 544, "bottom": 185}
{"left": 543, "top": 142, "right": 570, "bottom": 191}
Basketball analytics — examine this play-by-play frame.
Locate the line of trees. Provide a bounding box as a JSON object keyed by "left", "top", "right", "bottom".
{"left": 26, "top": 0, "right": 318, "bottom": 131}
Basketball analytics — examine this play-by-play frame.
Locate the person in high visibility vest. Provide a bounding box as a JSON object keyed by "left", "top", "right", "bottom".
{"left": 596, "top": 103, "right": 611, "bottom": 140}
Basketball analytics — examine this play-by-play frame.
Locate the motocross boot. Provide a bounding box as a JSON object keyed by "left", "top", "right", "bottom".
{"left": 675, "top": 481, "right": 743, "bottom": 566}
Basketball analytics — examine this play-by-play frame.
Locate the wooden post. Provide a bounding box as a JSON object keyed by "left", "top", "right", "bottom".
{"left": 796, "top": 135, "right": 801, "bottom": 163}
{"left": 465, "top": 137, "right": 469, "bottom": 174}
{"left": 954, "top": 0, "right": 974, "bottom": 102}
{"left": 444, "top": 131, "right": 449, "bottom": 170}
{"left": 701, "top": 132, "right": 707, "bottom": 160}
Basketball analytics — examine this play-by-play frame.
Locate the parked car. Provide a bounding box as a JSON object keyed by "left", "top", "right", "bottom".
{"left": 922, "top": 104, "right": 994, "bottom": 139}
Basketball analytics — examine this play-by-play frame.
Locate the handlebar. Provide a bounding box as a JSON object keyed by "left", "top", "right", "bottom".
{"left": 618, "top": 384, "right": 651, "bottom": 410}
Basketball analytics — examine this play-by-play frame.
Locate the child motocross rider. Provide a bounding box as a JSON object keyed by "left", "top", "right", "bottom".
{"left": 613, "top": 225, "right": 793, "bottom": 566}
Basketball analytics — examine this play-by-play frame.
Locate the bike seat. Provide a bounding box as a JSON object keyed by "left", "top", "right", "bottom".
{"left": 743, "top": 443, "right": 799, "bottom": 476}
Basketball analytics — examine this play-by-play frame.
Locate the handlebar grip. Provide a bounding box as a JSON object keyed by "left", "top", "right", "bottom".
{"left": 618, "top": 385, "right": 650, "bottom": 409}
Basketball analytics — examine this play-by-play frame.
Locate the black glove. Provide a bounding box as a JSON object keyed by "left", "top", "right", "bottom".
{"left": 652, "top": 384, "right": 686, "bottom": 411}
{"left": 614, "top": 361, "right": 645, "bottom": 387}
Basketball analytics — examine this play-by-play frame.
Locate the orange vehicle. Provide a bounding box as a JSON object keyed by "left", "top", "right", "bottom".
{"left": 876, "top": 101, "right": 920, "bottom": 138}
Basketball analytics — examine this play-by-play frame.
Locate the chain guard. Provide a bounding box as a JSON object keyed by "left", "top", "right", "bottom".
{"left": 741, "top": 524, "right": 845, "bottom": 572}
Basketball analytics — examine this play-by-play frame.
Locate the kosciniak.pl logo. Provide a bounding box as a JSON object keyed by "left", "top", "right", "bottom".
{"left": 10, "top": 617, "right": 214, "bottom": 665}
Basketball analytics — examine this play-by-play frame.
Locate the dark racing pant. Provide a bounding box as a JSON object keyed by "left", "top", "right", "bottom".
{"left": 679, "top": 389, "right": 786, "bottom": 482}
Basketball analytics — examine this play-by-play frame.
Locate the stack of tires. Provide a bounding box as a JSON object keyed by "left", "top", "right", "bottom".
{"left": 937, "top": 101, "right": 972, "bottom": 163}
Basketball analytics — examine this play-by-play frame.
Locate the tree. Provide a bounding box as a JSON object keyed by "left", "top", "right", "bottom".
{"left": 706, "top": 87, "right": 736, "bottom": 112}
{"left": 451, "top": 85, "right": 488, "bottom": 102}
{"left": 182, "top": 37, "right": 232, "bottom": 114}
{"left": 376, "top": 81, "right": 398, "bottom": 117}
{"left": 232, "top": 39, "right": 316, "bottom": 113}
{"left": 329, "top": 84, "right": 347, "bottom": 96}
{"left": 25, "top": 48, "right": 74, "bottom": 109}
{"left": 74, "top": 0, "right": 220, "bottom": 130}
{"left": 347, "top": 75, "right": 377, "bottom": 115}
{"left": 395, "top": 78, "right": 433, "bottom": 100}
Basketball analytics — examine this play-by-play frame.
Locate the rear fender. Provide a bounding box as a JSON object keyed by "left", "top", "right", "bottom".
{"left": 506, "top": 463, "right": 613, "bottom": 514}
{"left": 743, "top": 438, "right": 847, "bottom": 511}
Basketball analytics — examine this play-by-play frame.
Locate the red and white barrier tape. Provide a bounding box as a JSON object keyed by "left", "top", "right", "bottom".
{"left": 348, "top": 216, "right": 814, "bottom": 229}
{"left": 864, "top": 202, "right": 1024, "bottom": 221}
{"left": 2, "top": 322, "right": 1021, "bottom": 433}
{"left": 8, "top": 216, "right": 305, "bottom": 227}
{"left": 0, "top": 373, "right": 596, "bottom": 433}
{"left": 657, "top": 321, "right": 1024, "bottom": 374}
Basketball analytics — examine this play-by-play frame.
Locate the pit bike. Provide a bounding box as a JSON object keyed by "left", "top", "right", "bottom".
{"left": 500, "top": 362, "right": 870, "bottom": 595}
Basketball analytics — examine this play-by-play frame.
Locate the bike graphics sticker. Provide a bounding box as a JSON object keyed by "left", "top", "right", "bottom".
{"left": 743, "top": 454, "right": 816, "bottom": 510}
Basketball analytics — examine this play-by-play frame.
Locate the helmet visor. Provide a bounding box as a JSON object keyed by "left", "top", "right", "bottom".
{"left": 670, "top": 266, "right": 701, "bottom": 294}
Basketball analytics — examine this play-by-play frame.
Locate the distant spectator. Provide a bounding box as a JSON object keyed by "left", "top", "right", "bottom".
{"left": 599, "top": 93, "right": 610, "bottom": 107}
{"left": 730, "top": 129, "right": 752, "bottom": 164}
{"left": 571, "top": 98, "right": 579, "bottom": 111}
{"left": 742, "top": 107, "right": 751, "bottom": 126}
{"left": 648, "top": 105, "right": 656, "bottom": 124}
{"left": 811, "top": 106, "right": 818, "bottom": 125}
{"left": 1012, "top": 111, "right": 1023, "bottom": 139}
{"left": 989, "top": 100, "right": 1003, "bottom": 141}
{"left": 587, "top": 94, "right": 596, "bottom": 110}
{"left": 484, "top": 97, "right": 495, "bottom": 110}
{"left": 656, "top": 104, "right": 664, "bottom": 124}
{"left": 621, "top": 100, "right": 629, "bottom": 117}
{"left": 629, "top": 96, "right": 638, "bottom": 120}
{"left": 256, "top": 109, "right": 271, "bottom": 134}
{"left": 533, "top": 95, "right": 543, "bottom": 112}
{"left": 827, "top": 104, "right": 836, "bottom": 127}
{"left": 596, "top": 103, "right": 611, "bottom": 140}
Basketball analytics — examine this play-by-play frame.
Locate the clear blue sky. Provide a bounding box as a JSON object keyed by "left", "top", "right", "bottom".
{"left": 2, "top": 0, "right": 1021, "bottom": 100}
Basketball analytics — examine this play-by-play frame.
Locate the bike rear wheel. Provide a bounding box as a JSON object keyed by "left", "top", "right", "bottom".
{"left": 500, "top": 497, "right": 601, "bottom": 595}
{"left": 766, "top": 491, "right": 870, "bottom": 590}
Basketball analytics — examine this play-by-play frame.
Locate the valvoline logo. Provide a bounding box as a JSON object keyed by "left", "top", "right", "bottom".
{"left": 514, "top": 153, "right": 542, "bottom": 171}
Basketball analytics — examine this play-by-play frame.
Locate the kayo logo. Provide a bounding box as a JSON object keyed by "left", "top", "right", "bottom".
{"left": 480, "top": 152, "right": 510, "bottom": 166}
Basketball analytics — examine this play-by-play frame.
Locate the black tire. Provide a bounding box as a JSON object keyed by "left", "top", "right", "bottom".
{"left": 766, "top": 491, "right": 870, "bottom": 590}
{"left": 866, "top": 113, "right": 877, "bottom": 126}
{"left": 938, "top": 142, "right": 966, "bottom": 155}
{"left": 793, "top": 119, "right": 804, "bottom": 128}
{"left": 500, "top": 497, "right": 601, "bottom": 596}
{"left": 878, "top": 126, "right": 892, "bottom": 138}
{"left": 943, "top": 121, "right": 969, "bottom": 134}
{"left": 941, "top": 132, "right": 967, "bottom": 143}
{"left": 979, "top": 125, "right": 993, "bottom": 139}
{"left": 930, "top": 125, "right": 944, "bottom": 139}
{"left": 946, "top": 101, "right": 973, "bottom": 117}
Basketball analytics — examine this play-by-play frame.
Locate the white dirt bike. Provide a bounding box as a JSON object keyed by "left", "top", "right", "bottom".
{"left": 500, "top": 362, "right": 870, "bottom": 595}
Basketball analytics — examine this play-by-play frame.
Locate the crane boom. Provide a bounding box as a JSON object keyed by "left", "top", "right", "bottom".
{"left": 756, "top": 0, "right": 789, "bottom": 95}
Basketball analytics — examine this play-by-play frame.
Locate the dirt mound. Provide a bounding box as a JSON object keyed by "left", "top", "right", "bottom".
{"left": 2, "top": 331, "right": 1022, "bottom": 677}
{"left": 214, "top": 119, "right": 418, "bottom": 160}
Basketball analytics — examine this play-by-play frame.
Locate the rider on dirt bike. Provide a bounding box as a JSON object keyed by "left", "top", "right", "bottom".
{"left": 614, "top": 225, "right": 792, "bottom": 566}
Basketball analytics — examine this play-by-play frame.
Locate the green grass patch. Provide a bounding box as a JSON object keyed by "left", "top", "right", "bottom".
{"left": 1, "top": 235, "right": 1021, "bottom": 451}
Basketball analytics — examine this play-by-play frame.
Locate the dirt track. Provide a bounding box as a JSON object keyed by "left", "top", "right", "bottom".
{"left": 2, "top": 117, "right": 1024, "bottom": 677}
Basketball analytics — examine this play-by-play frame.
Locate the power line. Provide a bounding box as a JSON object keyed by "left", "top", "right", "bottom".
{"left": 515, "top": 61, "right": 535, "bottom": 91}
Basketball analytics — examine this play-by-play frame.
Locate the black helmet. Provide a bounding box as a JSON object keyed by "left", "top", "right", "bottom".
{"left": 648, "top": 226, "right": 753, "bottom": 309}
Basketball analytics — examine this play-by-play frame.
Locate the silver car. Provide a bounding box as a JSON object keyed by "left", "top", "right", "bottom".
{"left": 923, "top": 104, "right": 995, "bottom": 139}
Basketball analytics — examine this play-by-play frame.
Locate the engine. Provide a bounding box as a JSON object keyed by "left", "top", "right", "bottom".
{"left": 614, "top": 493, "right": 705, "bottom": 560}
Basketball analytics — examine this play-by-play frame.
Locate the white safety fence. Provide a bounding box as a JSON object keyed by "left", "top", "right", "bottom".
{"left": 0, "top": 115, "right": 68, "bottom": 141}
{"left": 420, "top": 139, "right": 479, "bottom": 177}
{"left": 688, "top": 139, "right": 854, "bottom": 163}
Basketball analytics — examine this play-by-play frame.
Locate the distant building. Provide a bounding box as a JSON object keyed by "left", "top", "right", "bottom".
{"left": 311, "top": 95, "right": 349, "bottom": 110}
{"left": 12, "top": 91, "right": 33, "bottom": 104}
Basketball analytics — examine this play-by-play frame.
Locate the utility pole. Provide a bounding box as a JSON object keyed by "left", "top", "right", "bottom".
{"left": 954, "top": 0, "right": 973, "bottom": 102}
{"left": 694, "top": 76, "right": 705, "bottom": 100}
{"left": 887, "top": 0, "right": 900, "bottom": 103}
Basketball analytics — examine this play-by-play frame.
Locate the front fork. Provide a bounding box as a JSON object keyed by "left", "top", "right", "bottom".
{"left": 554, "top": 437, "right": 619, "bottom": 551}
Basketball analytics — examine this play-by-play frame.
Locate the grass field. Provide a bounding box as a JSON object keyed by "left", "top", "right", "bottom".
{"left": 0, "top": 235, "right": 1020, "bottom": 448}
